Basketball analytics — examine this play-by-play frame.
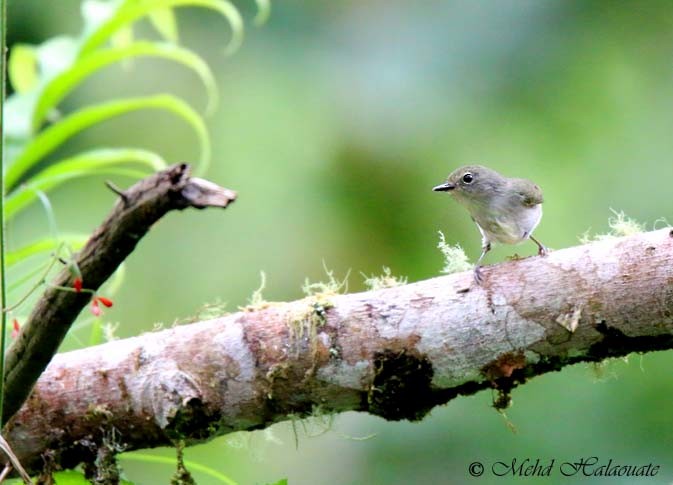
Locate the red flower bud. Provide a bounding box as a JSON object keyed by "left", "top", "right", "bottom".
{"left": 90, "top": 298, "right": 102, "bottom": 317}
{"left": 97, "top": 296, "right": 114, "bottom": 308}
{"left": 11, "top": 319, "right": 20, "bottom": 339}
{"left": 73, "top": 277, "right": 83, "bottom": 293}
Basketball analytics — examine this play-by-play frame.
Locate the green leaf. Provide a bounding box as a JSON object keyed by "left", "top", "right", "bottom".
{"left": 7, "top": 94, "right": 210, "bottom": 190}
{"left": 53, "top": 470, "right": 90, "bottom": 485}
{"left": 120, "top": 453, "right": 241, "bottom": 485}
{"left": 33, "top": 41, "right": 218, "bottom": 130}
{"left": 5, "top": 148, "right": 166, "bottom": 218}
{"left": 8, "top": 44, "right": 39, "bottom": 93}
{"left": 6, "top": 234, "right": 89, "bottom": 267}
{"left": 81, "top": 0, "right": 122, "bottom": 35}
{"left": 110, "top": 26, "right": 135, "bottom": 71}
{"left": 51, "top": 470, "right": 135, "bottom": 485}
{"left": 35, "top": 36, "right": 80, "bottom": 82}
{"left": 88, "top": 319, "right": 104, "bottom": 346}
{"left": 254, "top": 0, "right": 271, "bottom": 26}
{"left": 79, "top": 0, "right": 243, "bottom": 57}
{"left": 111, "top": 25, "right": 135, "bottom": 49}
{"left": 4, "top": 36, "right": 79, "bottom": 140}
{"left": 3, "top": 91, "right": 38, "bottom": 141}
{"left": 148, "top": 7, "right": 179, "bottom": 43}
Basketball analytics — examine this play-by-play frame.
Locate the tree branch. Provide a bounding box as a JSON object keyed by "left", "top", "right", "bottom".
{"left": 5, "top": 228, "right": 673, "bottom": 473}
{"left": 3, "top": 164, "right": 236, "bottom": 424}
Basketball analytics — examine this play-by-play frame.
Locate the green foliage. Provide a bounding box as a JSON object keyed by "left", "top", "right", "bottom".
{"left": 2, "top": 0, "right": 264, "bottom": 324}
{"left": 6, "top": 94, "right": 207, "bottom": 191}
{"left": 78, "top": 0, "right": 243, "bottom": 58}
{"left": 6, "top": 148, "right": 166, "bottom": 217}
{"left": 7, "top": 44, "right": 38, "bottom": 93}
{"left": 253, "top": 0, "right": 271, "bottom": 26}
{"left": 2, "top": 0, "right": 260, "bottom": 213}
{"left": 6, "top": 235, "right": 88, "bottom": 267}
{"left": 32, "top": 40, "right": 219, "bottom": 127}
{"left": 3, "top": 470, "right": 136, "bottom": 485}
{"left": 120, "top": 452, "right": 241, "bottom": 484}
{"left": 0, "top": 0, "right": 269, "bottom": 478}
{"left": 148, "top": 7, "right": 179, "bottom": 42}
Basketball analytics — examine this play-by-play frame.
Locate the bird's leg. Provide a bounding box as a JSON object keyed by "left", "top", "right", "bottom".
{"left": 474, "top": 241, "right": 491, "bottom": 285}
{"left": 529, "top": 235, "right": 548, "bottom": 256}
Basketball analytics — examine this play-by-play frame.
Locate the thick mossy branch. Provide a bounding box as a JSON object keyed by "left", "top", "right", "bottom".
{"left": 3, "top": 164, "right": 236, "bottom": 424}
{"left": 4, "top": 228, "right": 673, "bottom": 474}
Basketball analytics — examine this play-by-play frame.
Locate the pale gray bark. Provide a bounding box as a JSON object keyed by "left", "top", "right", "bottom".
{"left": 5, "top": 228, "right": 673, "bottom": 473}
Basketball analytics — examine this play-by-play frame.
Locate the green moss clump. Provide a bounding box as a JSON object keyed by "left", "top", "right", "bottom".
{"left": 437, "top": 230, "right": 472, "bottom": 274}
{"left": 579, "top": 209, "right": 645, "bottom": 243}
{"left": 363, "top": 266, "right": 407, "bottom": 290}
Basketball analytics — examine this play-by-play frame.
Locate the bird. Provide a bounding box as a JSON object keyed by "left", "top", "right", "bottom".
{"left": 433, "top": 165, "right": 547, "bottom": 283}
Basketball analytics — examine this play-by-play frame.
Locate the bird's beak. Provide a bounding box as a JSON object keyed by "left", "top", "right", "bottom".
{"left": 432, "top": 182, "right": 455, "bottom": 192}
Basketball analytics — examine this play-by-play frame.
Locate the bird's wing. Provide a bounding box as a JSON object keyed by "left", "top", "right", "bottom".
{"left": 509, "top": 178, "right": 544, "bottom": 207}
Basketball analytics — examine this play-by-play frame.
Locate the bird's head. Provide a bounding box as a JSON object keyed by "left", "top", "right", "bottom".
{"left": 433, "top": 165, "right": 506, "bottom": 206}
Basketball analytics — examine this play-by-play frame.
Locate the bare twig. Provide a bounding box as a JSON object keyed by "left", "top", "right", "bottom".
{"left": 0, "top": 465, "right": 11, "bottom": 482}
{"left": 0, "top": 434, "right": 31, "bottom": 483}
{"left": 4, "top": 228, "right": 673, "bottom": 474}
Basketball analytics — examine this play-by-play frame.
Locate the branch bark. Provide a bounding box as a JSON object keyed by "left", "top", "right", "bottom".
{"left": 5, "top": 228, "right": 673, "bottom": 473}
{"left": 3, "top": 164, "right": 236, "bottom": 425}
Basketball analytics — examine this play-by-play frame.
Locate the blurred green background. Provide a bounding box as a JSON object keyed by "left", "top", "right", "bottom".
{"left": 6, "top": 0, "right": 673, "bottom": 484}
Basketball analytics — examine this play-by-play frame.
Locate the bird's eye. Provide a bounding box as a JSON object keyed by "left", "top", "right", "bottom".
{"left": 462, "top": 173, "right": 474, "bottom": 184}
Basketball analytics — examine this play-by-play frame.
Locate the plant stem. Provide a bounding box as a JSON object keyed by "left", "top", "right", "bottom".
{"left": 0, "top": 0, "right": 8, "bottom": 427}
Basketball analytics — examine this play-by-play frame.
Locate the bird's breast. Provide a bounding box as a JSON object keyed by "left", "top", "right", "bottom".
{"left": 474, "top": 204, "right": 542, "bottom": 245}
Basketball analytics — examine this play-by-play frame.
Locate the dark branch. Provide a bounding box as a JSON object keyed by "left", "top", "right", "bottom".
{"left": 3, "top": 164, "right": 236, "bottom": 423}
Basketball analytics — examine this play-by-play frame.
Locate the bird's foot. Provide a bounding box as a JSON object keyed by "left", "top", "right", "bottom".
{"left": 473, "top": 265, "right": 485, "bottom": 285}
{"left": 529, "top": 235, "right": 548, "bottom": 257}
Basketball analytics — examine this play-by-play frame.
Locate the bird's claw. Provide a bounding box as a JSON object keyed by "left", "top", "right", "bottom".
{"left": 473, "top": 265, "right": 484, "bottom": 285}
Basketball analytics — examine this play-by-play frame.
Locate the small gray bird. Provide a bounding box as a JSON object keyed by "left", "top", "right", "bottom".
{"left": 433, "top": 165, "right": 547, "bottom": 283}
